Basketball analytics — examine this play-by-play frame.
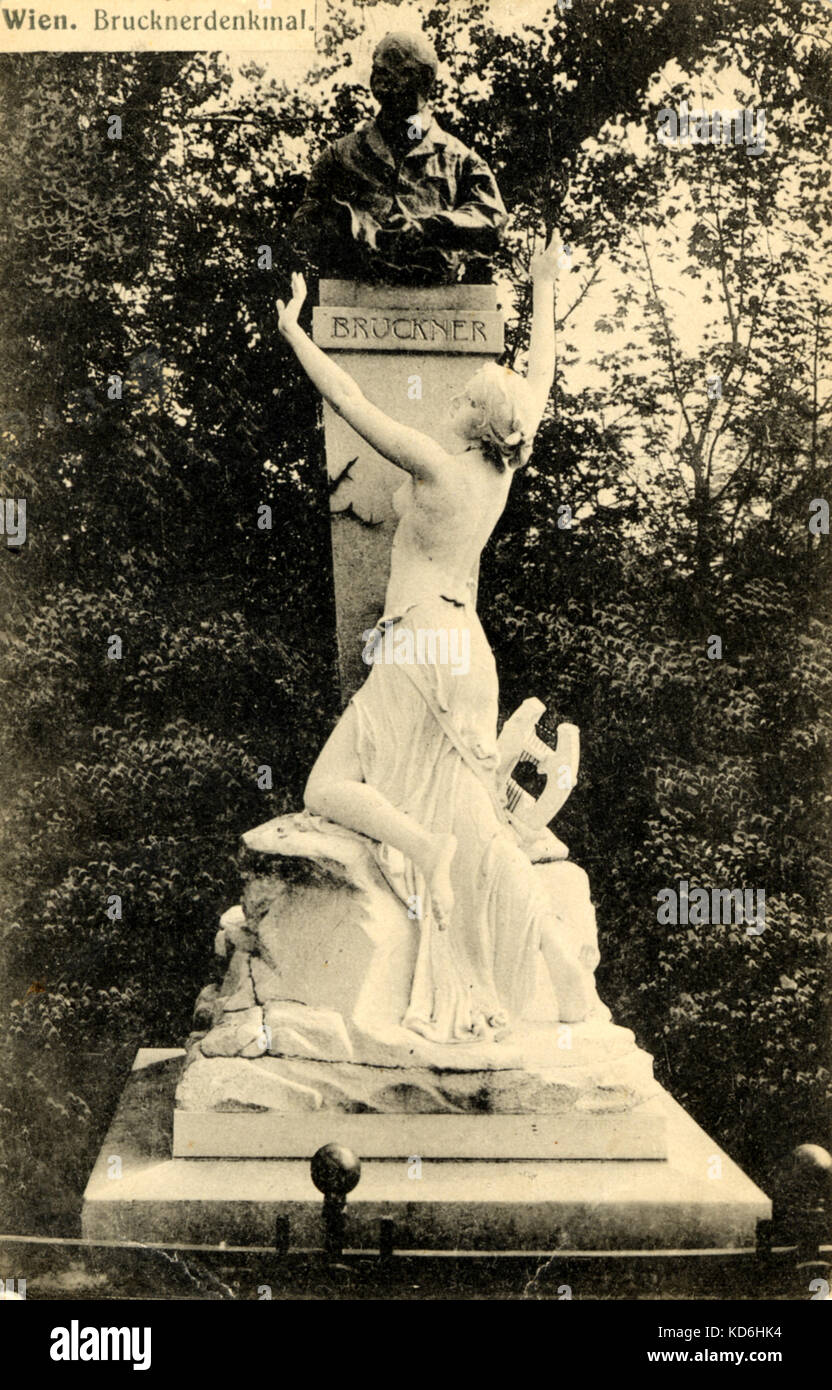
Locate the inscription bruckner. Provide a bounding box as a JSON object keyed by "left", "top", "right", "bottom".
{"left": 312, "top": 306, "right": 503, "bottom": 353}
{"left": 334, "top": 314, "right": 485, "bottom": 341}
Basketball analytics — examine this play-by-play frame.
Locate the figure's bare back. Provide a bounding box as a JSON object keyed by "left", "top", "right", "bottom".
{"left": 390, "top": 447, "right": 512, "bottom": 594}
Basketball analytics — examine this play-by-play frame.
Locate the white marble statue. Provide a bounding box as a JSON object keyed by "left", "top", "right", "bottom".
{"left": 275, "top": 237, "right": 599, "bottom": 1044}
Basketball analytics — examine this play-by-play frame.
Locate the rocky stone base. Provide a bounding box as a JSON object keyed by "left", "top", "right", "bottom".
{"left": 179, "top": 1015, "right": 657, "bottom": 1109}
{"left": 175, "top": 812, "right": 662, "bottom": 1153}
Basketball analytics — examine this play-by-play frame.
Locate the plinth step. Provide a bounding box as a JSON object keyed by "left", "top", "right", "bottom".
{"left": 172, "top": 1101, "right": 667, "bottom": 1160}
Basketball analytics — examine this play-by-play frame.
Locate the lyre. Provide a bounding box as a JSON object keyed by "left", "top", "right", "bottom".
{"left": 497, "top": 697, "right": 580, "bottom": 833}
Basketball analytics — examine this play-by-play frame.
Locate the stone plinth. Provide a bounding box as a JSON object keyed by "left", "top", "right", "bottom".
{"left": 315, "top": 280, "right": 503, "bottom": 701}
{"left": 82, "top": 1051, "right": 772, "bottom": 1252}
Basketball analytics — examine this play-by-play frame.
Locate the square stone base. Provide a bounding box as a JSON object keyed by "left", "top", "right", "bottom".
{"left": 82, "top": 1050, "right": 771, "bottom": 1252}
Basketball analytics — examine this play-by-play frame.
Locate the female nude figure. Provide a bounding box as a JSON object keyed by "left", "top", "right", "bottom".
{"left": 277, "top": 236, "right": 592, "bottom": 1042}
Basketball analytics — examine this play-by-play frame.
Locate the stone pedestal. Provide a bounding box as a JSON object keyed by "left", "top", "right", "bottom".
{"left": 82, "top": 1050, "right": 772, "bottom": 1252}
{"left": 314, "top": 280, "right": 503, "bottom": 701}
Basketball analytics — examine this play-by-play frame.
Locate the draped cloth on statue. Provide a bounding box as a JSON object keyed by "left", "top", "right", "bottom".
{"left": 349, "top": 591, "right": 564, "bottom": 1045}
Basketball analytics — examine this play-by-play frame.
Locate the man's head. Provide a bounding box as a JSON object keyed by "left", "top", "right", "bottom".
{"left": 370, "top": 31, "right": 438, "bottom": 119}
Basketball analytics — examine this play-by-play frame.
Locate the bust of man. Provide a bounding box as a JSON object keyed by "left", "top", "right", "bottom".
{"left": 291, "top": 30, "right": 507, "bottom": 285}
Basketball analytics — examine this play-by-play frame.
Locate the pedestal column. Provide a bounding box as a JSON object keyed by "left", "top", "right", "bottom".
{"left": 313, "top": 279, "right": 504, "bottom": 702}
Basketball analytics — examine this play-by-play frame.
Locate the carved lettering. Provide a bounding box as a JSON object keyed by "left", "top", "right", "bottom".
{"left": 313, "top": 307, "right": 502, "bottom": 352}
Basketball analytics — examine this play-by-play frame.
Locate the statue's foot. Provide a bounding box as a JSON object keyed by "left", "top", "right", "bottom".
{"left": 422, "top": 832, "right": 457, "bottom": 931}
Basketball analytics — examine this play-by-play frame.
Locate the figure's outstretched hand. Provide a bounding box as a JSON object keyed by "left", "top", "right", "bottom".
{"left": 277, "top": 271, "right": 307, "bottom": 337}
{"left": 530, "top": 232, "right": 570, "bottom": 283}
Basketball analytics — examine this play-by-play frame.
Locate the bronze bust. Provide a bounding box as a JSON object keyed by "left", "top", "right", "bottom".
{"left": 292, "top": 31, "right": 507, "bottom": 285}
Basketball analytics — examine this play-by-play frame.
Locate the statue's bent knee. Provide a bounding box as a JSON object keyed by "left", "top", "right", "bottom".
{"left": 303, "top": 775, "right": 328, "bottom": 817}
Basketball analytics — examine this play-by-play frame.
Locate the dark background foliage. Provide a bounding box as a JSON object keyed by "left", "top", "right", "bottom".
{"left": 1, "top": 0, "right": 830, "bottom": 1235}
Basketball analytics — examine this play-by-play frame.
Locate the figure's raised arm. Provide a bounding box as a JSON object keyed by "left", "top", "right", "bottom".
{"left": 277, "top": 273, "right": 451, "bottom": 484}
{"left": 524, "top": 232, "right": 569, "bottom": 435}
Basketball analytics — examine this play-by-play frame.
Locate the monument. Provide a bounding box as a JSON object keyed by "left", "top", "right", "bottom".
{"left": 82, "top": 28, "right": 770, "bottom": 1256}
